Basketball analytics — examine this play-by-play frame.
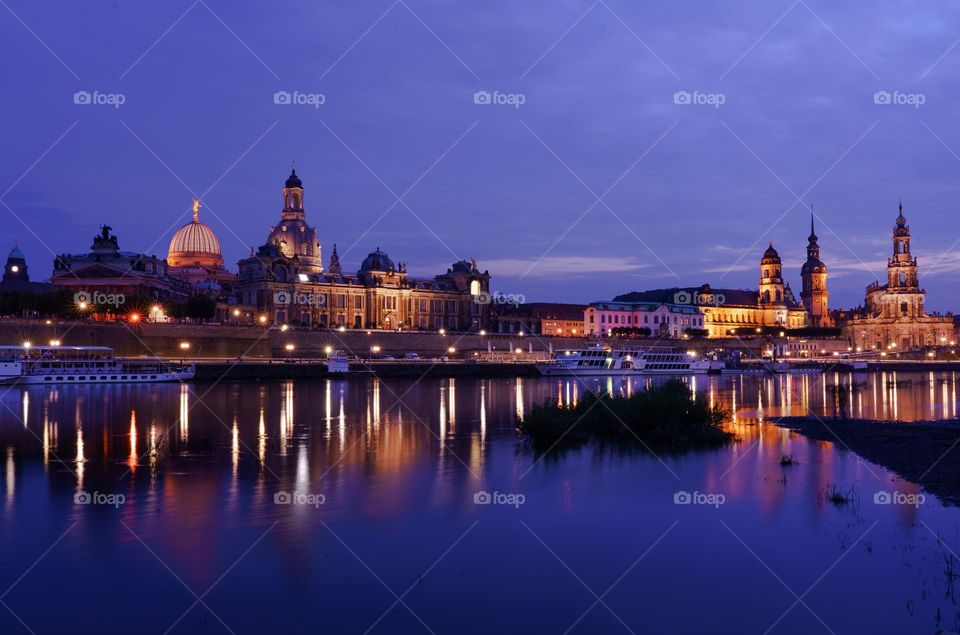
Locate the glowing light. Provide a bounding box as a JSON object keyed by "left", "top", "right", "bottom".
{"left": 22, "top": 341, "right": 30, "bottom": 349}
{"left": 324, "top": 346, "right": 333, "bottom": 355}
{"left": 10, "top": 265, "right": 18, "bottom": 273}
{"left": 447, "top": 347, "right": 456, "bottom": 354}
{"left": 129, "top": 313, "right": 140, "bottom": 322}
{"left": 519, "top": 331, "right": 525, "bottom": 336}
{"left": 258, "top": 315, "right": 268, "bottom": 324}
{"left": 233, "top": 309, "right": 240, "bottom": 317}
{"left": 151, "top": 305, "right": 161, "bottom": 313}
{"left": 48, "top": 339, "right": 60, "bottom": 346}
{"left": 371, "top": 345, "right": 381, "bottom": 354}
{"left": 514, "top": 348, "right": 522, "bottom": 354}
{"left": 439, "top": 328, "right": 446, "bottom": 335}
{"left": 298, "top": 273, "right": 309, "bottom": 282}
{"left": 338, "top": 326, "right": 346, "bottom": 332}
{"left": 280, "top": 324, "right": 289, "bottom": 332}
{"left": 179, "top": 341, "right": 190, "bottom": 350}
{"left": 78, "top": 301, "right": 88, "bottom": 310}
{"left": 285, "top": 343, "right": 295, "bottom": 351}
{"left": 479, "top": 330, "right": 486, "bottom": 336}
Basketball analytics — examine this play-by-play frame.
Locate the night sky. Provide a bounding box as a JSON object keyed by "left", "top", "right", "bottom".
{"left": 2, "top": 0, "right": 959, "bottom": 311}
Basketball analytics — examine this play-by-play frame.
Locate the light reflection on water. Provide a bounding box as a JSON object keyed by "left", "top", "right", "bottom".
{"left": 0, "top": 373, "right": 958, "bottom": 634}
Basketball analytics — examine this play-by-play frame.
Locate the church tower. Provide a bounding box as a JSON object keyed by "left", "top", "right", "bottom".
{"left": 800, "top": 213, "right": 830, "bottom": 326}
{"left": 881, "top": 202, "right": 925, "bottom": 317}
{"left": 759, "top": 243, "right": 787, "bottom": 325}
{"left": 282, "top": 167, "right": 305, "bottom": 220}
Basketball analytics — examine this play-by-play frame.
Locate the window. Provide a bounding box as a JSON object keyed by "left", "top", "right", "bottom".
{"left": 470, "top": 280, "right": 480, "bottom": 295}
{"left": 354, "top": 296, "right": 363, "bottom": 309}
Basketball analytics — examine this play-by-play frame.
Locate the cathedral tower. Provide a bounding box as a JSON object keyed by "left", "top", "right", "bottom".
{"left": 759, "top": 243, "right": 787, "bottom": 325}
{"left": 800, "top": 213, "right": 830, "bottom": 326}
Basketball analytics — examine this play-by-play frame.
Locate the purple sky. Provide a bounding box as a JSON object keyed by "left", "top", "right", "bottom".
{"left": 2, "top": 0, "right": 960, "bottom": 311}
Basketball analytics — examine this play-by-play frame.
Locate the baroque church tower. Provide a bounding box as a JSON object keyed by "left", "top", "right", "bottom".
{"left": 800, "top": 213, "right": 831, "bottom": 326}
{"left": 759, "top": 243, "right": 788, "bottom": 326}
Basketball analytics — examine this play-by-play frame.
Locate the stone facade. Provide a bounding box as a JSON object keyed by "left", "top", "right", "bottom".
{"left": 839, "top": 203, "right": 953, "bottom": 350}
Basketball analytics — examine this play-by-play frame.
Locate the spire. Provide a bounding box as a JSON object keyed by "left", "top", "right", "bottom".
{"left": 328, "top": 243, "right": 342, "bottom": 274}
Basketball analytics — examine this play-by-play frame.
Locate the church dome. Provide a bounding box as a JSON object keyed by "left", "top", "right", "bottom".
{"left": 801, "top": 259, "right": 827, "bottom": 275}
{"left": 360, "top": 248, "right": 395, "bottom": 272}
{"left": 762, "top": 242, "right": 781, "bottom": 263}
{"left": 168, "top": 201, "right": 224, "bottom": 270}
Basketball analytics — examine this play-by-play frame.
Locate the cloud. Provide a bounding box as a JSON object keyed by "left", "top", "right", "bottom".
{"left": 482, "top": 256, "right": 650, "bottom": 278}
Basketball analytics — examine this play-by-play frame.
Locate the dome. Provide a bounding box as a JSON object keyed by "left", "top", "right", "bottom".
{"left": 360, "top": 248, "right": 395, "bottom": 272}
{"left": 762, "top": 242, "right": 781, "bottom": 263}
{"left": 285, "top": 168, "right": 302, "bottom": 189}
{"left": 265, "top": 218, "right": 322, "bottom": 271}
{"left": 168, "top": 204, "right": 224, "bottom": 270}
{"left": 8, "top": 243, "right": 24, "bottom": 260}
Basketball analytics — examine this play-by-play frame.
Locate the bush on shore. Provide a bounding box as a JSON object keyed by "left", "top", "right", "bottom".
{"left": 518, "top": 378, "right": 733, "bottom": 452}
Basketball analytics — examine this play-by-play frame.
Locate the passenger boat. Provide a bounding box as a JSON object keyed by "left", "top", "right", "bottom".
{"left": 536, "top": 346, "right": 714, "bottom": 376}
{"left": 0, "top": 346, "right": 194, "bottom": 385}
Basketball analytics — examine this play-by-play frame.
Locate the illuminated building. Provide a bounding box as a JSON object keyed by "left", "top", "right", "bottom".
{"left": 166, "top": 199, "right": 236, "bottom": 296}
{"left": 838, "top": 203, "right": 952, "bottom": 349}
{"left": 236, "top": 168, "right": 491, "bottom": 330}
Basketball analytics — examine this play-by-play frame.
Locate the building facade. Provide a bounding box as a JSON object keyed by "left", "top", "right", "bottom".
{"left": 51, "top": 226, "right": 191, "bottom": 308}
{"left": 839, "top": 204, "right": 953, "bottom": 349}
{"left": 584, "top": 301, "right": 706, "bottom": 338}
{"left": 0, "top": 243, "right": 51, "bottom": 294}
{"left": 604, "top": 242, "right": 810, "bottom": 338}
{"left": 235, "top": 169, "right": 491, "bottom": 330}
{"left": 491, "top": 302, "right": 586, "bottom": 335}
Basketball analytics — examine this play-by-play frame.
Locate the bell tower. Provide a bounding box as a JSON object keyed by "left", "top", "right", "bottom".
{"left": 282, "top": 165, "right": 305, "bottom": 220}
{"left": 800, "top": 212, "right": 831, "bottom": 326}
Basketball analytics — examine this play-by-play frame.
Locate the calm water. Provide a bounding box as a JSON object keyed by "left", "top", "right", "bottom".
{"left": 1, "top": 371, "right": 960, "bottom": 634}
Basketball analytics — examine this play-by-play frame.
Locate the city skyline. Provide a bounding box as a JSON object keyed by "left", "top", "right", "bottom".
{"left": 4, "top": 1, "right": 960, "bottom": 310}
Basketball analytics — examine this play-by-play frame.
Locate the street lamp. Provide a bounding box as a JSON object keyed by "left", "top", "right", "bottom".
{"left": 49, "top": 339, "right": 60, "bottom": 347}
{"left": 179, "top": 342, "right": 190, "bottom": 351}
{"left": 259, "top": 315, "right": 268, "bottom": 325}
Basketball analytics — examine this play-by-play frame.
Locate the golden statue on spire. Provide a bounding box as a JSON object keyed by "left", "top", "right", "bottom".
{"left": 192, "top": 198, "right": 201, "bottom": 222}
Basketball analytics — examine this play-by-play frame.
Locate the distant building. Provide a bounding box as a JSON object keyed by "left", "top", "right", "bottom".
{"left": 52, "top": 225, "right": 191, "bottom": 307}
{"left": 585, "top": 301, "right": 705, "bottom": 338}
{"left": 235, "top": 168, "right": 491, "bottom": 330}
{"left": 838, "top": 203, "right": 953, "bottom": 349}
{"left": 0, "top": 243, "right": 51, "bottom": 294}
{"left": 166, "top": 199, "right": 236, "bottom": 298}
{"left": 491, "top": 302, "right": 586, "bottom": 335}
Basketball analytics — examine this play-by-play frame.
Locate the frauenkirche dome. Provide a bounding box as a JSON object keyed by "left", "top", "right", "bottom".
{"left": 168, "top": 199, "right": 224, "bottom": 270}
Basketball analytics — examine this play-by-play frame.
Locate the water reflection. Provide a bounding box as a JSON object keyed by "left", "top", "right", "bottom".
{"left": 0, "top": 373, "right": 958, "bottom": 634}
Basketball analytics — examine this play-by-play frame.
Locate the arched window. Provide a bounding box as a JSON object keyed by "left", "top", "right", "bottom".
{"left": 470, "top": 280, "right": 480, "bottom": 296}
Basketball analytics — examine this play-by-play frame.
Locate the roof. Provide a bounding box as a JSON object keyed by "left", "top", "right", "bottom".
{"left": 588, "top": 301, "right": 703, "bottom": 315}
{"left": 492, "top": 302, "right": 587, "bottom": 319}
{"left": 613, "top": 287, "right": 760, "bottom": 307}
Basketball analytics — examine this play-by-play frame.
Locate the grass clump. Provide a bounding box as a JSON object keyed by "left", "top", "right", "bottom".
{"left": 518, "top": 379, "right": 733, "bottom": 453}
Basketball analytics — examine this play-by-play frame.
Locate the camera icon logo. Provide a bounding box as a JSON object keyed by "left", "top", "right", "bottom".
{"left": 273, "top": 290, "right": 292, "bottom": 305}
{"left": 473, "top": 490, "right": 492, "bottom": 505}
{"left": 73, "top": 90, "right": 92, "bottom": 105}
{"left": 473, "top": 90, "right": 491, "bottom": 105}
{"left": 873, "top": 491, "right": 891, "bottom": 504}
{"left": 673, "top": 490, "right": 691, "bottom": 504}
{"left": 673, "top": 291, "right": 692, "bottom": 305}
{"left": 273, "top": 90, "right": 292, "bottom": 105}
{"left": 74, "top": 290, "right": 91, "bottom": 305}
{"left": 274, "top": 491, "right": 292, "bottom": 505}
{"left": 74, "top": 491, "right": 91, "bottom": 505}
{"left": 673, "top": 90, "right": 692, "bottom": 105}
{"left": 873, "top": 90, "right": 891, "bottom": 105}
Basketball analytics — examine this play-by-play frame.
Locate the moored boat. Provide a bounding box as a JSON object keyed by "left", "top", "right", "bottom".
{"left": 0, "top": 345, "right": 194, "bottom": 385}
{"left": 536, "top": 346, "right": 713, "bottom": 376}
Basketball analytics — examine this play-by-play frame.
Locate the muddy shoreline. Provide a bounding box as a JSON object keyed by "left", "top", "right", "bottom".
{"left": 772, "top": 416, "right": 960, "bottom": 507}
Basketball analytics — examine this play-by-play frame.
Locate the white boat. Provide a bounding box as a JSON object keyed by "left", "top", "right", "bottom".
{"left": 536, "top": 346, "right": 712, "bottom": 376}
{"left": 0, "top": 346, "right": 194, "bottom": 385}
